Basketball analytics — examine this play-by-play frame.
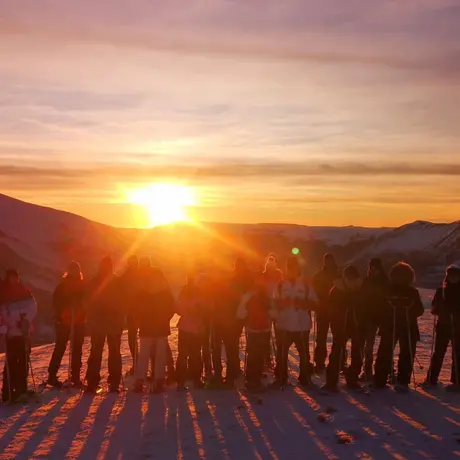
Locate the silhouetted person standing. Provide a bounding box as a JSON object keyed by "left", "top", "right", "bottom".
{"left": 85, "top": 257, "right": 123, "bottom": 393}
{"left": 312, "top": 254, "right": 340, "bottom": 372}
{"left": 120, "top": 255, "right": 140, "bottom": 375}
{"left": 48, "top": 261, "right": 86, "bottom": 387}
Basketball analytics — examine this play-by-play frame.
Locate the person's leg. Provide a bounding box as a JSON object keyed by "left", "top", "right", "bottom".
{"left": 201, "top": 323, "right": 212, "bottom": 377}
{"left": 325, "top": 334, "right": 345, "bottom": 388}
{"left": 127, "top": 315, "right": 138, "bottom": 365}
{"left": 211, "top": 327, "right": 223, "bottom": 380}
{"left": 364, "top": 324, "right": 377, "bottom": 377}
{"left": 373, "top": 329, "right": 395, "bottom": 387}
{"left": 135, "top": 336, "right": 153, "bottom": 383}
{"left": 427, "top": 326, "right": 450, "bottom": 384}
{"left": 397, "top": 329, "right": 415, "bottom": 387}
{"left": 245, "top": 332, "right": 257, "bottom": 385}
{"left": 48, "top": 324, "right": 70, "bottom": 381}
{"left": 86, "top": 334, "right": 105, "bottom": 388}
{"left": 314, "top": 312, "right": 330, "bottom": 370}
{"left": 223, "top": 326, "right": 240, "bottom": 383}
{"left": 153, "top": 337, "right": 167, "bottom": 385}
{"left": 348, "top": 331, "right": 364, "bottom": 385}
{"left": 107, "top": 333, "right": 122, "bottom": 389}
{"left": 189, "top": 333, "right": 203, "bottom": 384}
{"left": 278, "top": 330, "right": 293, "bottom": 385}
{"left": 176, "top": 330, "right": 190, "bottom": 386}
{"left": 16, "top": 337, "right": 28, "bottom": 396}
{"left": 71, "top": 325, "right": 85, "bottom": 384}
{"left": 294, "top": 331, "right": 312, "bottom": 385}
{"left": 451, "top": 320, "right": 460, "bottom": 385}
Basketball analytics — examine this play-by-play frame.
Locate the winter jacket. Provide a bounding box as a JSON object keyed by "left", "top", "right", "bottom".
{"left": 135, "top": 268, "right": 175, "bottom": 338}
{"left": 237, "top": 288, "right": 273, "bottom": 332}
{"left": 380, "top": 284, "right": 424, "bottom": 340}
{"left": 212, "top": 271, "right": 253, "bottom": 327}
{"left": 273, "top": 277, "right": 318, "bottom": 332}
{"left": 0, "top": 283, "right": 37, "bottom": 338}
{"left": 328, "top": 280, "right": 365, "bottom": 337}
{"left": 53, "top": 278, "right": 86, "bottom": 326}
{"left": 86, "top": 274, "right": 124, "bottom": 335}
{"left": 262, "top": 269, "right": 283, "bottom": 298}
{"left": 360, "top": 273, "right": 390, "bottom": 327}
{"left": 431, "top": 282, "right": 460, "bottom": 328}
{"left": 312, "top": 265, "right": 340, "bottom": 313}
{"left": 176, "top": 284, "right": 207, "bottom": 335}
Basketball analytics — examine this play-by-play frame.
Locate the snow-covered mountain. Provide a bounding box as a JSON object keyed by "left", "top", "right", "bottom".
{"left": 0, "top": 193, "right": 458, "bottom": 341}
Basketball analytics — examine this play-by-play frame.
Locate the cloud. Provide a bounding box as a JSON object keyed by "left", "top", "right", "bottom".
{"left": 1, "top": 160, "right": 460, "bottom": 190}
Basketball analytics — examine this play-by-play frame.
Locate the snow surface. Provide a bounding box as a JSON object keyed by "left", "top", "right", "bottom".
{"left": 1, "top": 290, "right": 460, "bottom": 459}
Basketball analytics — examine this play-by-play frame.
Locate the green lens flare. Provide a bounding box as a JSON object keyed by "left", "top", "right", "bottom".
{"left": 292, "top": 247, "right": 300, "bottom": 255}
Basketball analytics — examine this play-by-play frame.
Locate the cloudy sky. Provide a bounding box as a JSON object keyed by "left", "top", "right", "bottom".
{"left": 1, "top": 0, "right": 459, "bottom": 227}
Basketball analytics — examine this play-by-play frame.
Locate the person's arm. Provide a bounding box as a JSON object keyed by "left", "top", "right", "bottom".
{"left": 430, "top": 288, "right": 443, "bottom": 315}
{"left": 413, "top": 289, "right": 425, "bottom": 318}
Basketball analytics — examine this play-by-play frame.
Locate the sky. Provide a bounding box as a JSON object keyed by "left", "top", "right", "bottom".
{"left": 1, "top": 0, "right": 459, "bottom": 228}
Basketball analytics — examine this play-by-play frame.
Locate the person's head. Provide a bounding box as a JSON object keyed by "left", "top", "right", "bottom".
{"left": 127, "top": 255, "right": 139, "bottom": 270}
{"left": 286, "top": 256, "right": 301, "bottom": 278}
{"left": 323, "top": 253, "right": 336, "bottom": 269}
{"left": 234, "top": 257, "right": 248, "bottom": 273}
{"left": 5, "top": 269, "right": 19, "bottom": 285}
{"left": 98, "top": 256, "right": 113, "bottom": 278}
{"left": 64, "top": 261, "right": 83, "bottom": 280}
{"left": 369, "top": 258, "right": 384, "bottom": 276}
{"left": 139, "top": 256, "right": 151, "bottom": 269}
{"left": 445, "top": 265, "right": 460, "bottom": 284}
{"left": 343, "top": 265, "right": 360, "bottom": 289}
{"left": 264, "top": 255, "right": 278, "bottom": 274}
{"left": 389, "top": 262, "right": 415, "bottom": 286}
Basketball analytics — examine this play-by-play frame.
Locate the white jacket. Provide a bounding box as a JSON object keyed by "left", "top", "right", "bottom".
{"left": 0, "top": 298, "right": 37, "bottom": 337}
{"left": 273, "top": 278, "right": 318, "bottom": 332}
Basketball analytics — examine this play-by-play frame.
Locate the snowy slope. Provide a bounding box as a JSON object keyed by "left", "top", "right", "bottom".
{"left": 356, "top": 220, "right": 460, "bottom": 260}
{"left": 1, "top": 291, "right": 460, "bottom": 460}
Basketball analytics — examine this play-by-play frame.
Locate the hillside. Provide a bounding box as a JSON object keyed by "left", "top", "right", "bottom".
{"left": 0, "top": 193, "right": 458, "bottom": 341}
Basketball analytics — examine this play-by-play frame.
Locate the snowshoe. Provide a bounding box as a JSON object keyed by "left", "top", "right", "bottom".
{"left": 270, "top": 379, "right": 288, "bottom": 390}
{"left": 394, "top": 383, "right": 410, "bottom": 394}
{"left": 246, "top": 381, "right": 267, "bottom": 394}
{"left": 152, "top": 381, "right": 165, "bottom": 394}
{"left": 84, "top": 385, "right": 103, "bottom": 395}
{"left": 193, "top": 380, "right": 205, "bottom": 390}
{"left": 445, "top": 384, "right": 460, "bottom": 393}
{"left": 421, "top": 380, "right": 438, "bottom": 389}
{"left": 314, "top": 365, "right": 326, "bottom": 375}
{"left": 320, "top": 383, "right": 339, "bottom": 394}
{"left": 47, "top": 376, "right": 64, "bottom": 389}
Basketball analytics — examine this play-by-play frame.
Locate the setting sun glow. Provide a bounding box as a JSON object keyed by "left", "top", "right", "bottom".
{"left": 127, "top": 183, "right": 197, "bottom": 227}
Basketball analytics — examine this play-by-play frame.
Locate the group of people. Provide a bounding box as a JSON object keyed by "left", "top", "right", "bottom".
{"left": 1, "top": 251, "right": 460, "bottom": 402}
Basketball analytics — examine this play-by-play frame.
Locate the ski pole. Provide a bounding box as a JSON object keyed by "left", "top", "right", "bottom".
{"left": 405, "top": 306, "right": 417, "bottom": 391}
{"left": 3, "top": 334, "right": 12, "bottom": 403}
{"left": 426, "top": 315, "right": 436, "bottom": 382}
{"left": 28, "top": 340, "right": 37, "bottom": 393}
{"left": 451, "top": 314, "right": 459, "bottom": 386}
{"left": 390, "top": 304, "right": 397, "bottom": 386}
{"left": 298, "top": 309, "right": 311, "bottom": 385}
{"left": 68, "top": 306, "right": 75, "bottom": 384}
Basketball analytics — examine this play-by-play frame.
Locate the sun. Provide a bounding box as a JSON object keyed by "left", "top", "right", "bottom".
{"left": 127, "top": 183, "right": 197, "bottom": 227}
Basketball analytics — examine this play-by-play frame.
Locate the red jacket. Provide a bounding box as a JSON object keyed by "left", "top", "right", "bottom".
{"left": 237, "top": 289, "right": 271, "bottom": 332}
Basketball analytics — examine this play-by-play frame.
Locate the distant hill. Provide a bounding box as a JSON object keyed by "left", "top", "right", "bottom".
{"left": 1, "top": 193, "right": 458, "bottom": 343}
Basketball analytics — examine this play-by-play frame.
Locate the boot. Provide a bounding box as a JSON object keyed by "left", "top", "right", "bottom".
{"left": 445, "top": 384, "right": 460, "bottom": 393}
{"left": 153, "top": 380, "right": 165, "bottom": 394}
{"left": 394, "top": 383, "right": 410, "bottom": 394}
{"left": 133, "top": 379, "right": 144, "bottom": 393}
{"left": 47, "top": 375, "right": 63, "bottom": 389}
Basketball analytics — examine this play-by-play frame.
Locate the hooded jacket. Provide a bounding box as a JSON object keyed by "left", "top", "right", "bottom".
{"left": 236, "top": 285, "right": 274, "bottom": 332}
{"left": 360, "top": 272, "right": 390, "bottom": 327}
{"left": 135, "top": 267, "right": 175, "bottom": 338}
{"left": 328, "top": 279, "right": 365, "bottom": 337}
{"left": 53, "top": 277, "right": 86, "bottom": 326}
{"left": 273, "top": 277, "right": 318, "bottom": 332}
{"left": 86, "top": 273, "right": 124, "bottom": 335}
{"left": 0, "top": 282, "right": 37, "bottom": 337}
{"left": 312, "top": 264, "right": 340, "bottom": 312}
{"left": 431, "top": 281, "right": 460, "bottom": 328}
{"left": 176, "top": 282, "right": 208, "bottom": 335}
